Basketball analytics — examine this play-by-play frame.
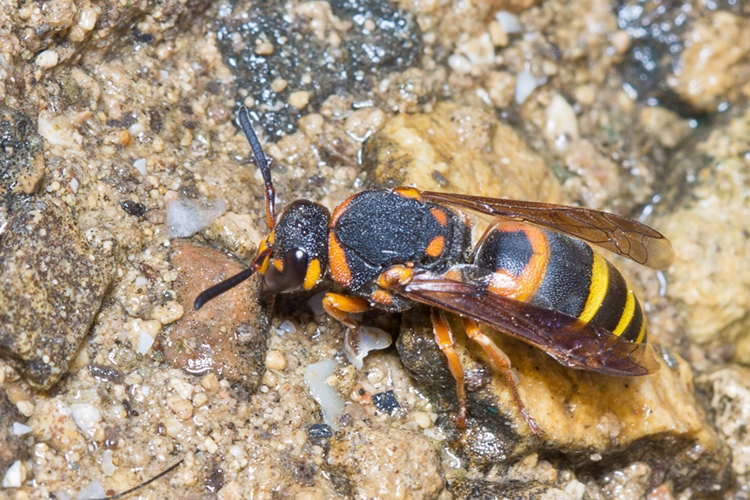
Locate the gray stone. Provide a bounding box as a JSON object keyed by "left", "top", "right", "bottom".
{"left": 0, "top": 198, "right": 112, "bottom": 389}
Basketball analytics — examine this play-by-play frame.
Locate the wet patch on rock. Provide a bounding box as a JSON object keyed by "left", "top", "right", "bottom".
{"left": 0, "top": 198, "right": 113, "bottom": 390}
{"left": 213, "top": 0, "right": 421, "bottom": 138}
{"left": 616, "top": 1, "right": 750, "bottom": 112}
{"left": 162, "top": 240, "right": 267, "bottom": 392}
{"left": 0, "top": 105, "right": 44, "bottom": 203}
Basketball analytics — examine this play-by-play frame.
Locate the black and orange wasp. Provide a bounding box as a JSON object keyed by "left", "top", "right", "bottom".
{"left": 195, "top": 106, "right": 674, "bottom": 435}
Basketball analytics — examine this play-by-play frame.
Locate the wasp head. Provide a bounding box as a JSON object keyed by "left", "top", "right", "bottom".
{"left": 259, "top": 199, "right": 330, "bottom": 293}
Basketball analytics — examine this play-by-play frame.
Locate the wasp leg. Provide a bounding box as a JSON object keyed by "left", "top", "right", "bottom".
{"left": 462, "top": 318, "right": 543, "bottom": 436}
{"left": 323, "top": 293, "right": 370, "bottom": 354}
{"left": 431, "top": 309, "right": 468, "bottom": 428}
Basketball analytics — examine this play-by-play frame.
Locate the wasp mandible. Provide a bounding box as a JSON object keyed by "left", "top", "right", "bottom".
{"left": 195, "top": 106, "right": 675, "bottom": 435}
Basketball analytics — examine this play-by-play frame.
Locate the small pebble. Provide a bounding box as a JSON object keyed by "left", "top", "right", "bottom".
{"left": 448, "top": 53, "right": 472, "bottom": 75}
{"left": 16, "top": 401, "right": 34, "bottom": 417}
{"left": 102, "top": 450, "right": 115, "bottom": 476}
{"left": 70, "top": 403, "right": 102, "bottom": 432}
{"left": 2, "top": 461, "right": 26, "bottom": 488}
{"left": 288, "top": 90, "right": 311, "bottom": 109}
{"left": 133, "top": 158, "right": 147, "bottom": 175}
{"left": 204, "top": 437, "right": 219, "bottom": 454}
{"left": 255, "top": 40, "right": 274, "bottom": 55}
{"left": 308, "top": 423, "right": 333, "bottom": 438}
{"left": 276, "top": 320, "right": 297, "bottom": 335}
{"left": 169, "top": 378, "right": 194, "bottom": 399}
{"left": 265, "top": 350, "right": 287, "bottom": 370}
{"left": 372, "top": 390, "right": 401, "bottom": 415}
{"left": 495, "top": 11, "right": 522, "bottom": 34}
{"left": 414, "top": 411, "right": 432, "bottom": 429}
{"left": 271, "top": 78, "right": 288, "bottom": 93}
{"left": 201, "top": 372, "right": 220, "bottom": 392}
{"left": 610, "top": 30, "right": 631, "bottom": 55}
{"left": 137, "top": 331, "right": 155, "bottom": 355}
{"left": 166, "top": 394, "right": 193, "bottom": 420}
{"left": 36, "top": 50, "right": 59, "bottom": 68}
{"left": 164, "top": 418, "right": 183, "bottom": 437}
{"left": 488, "top": 21, "right": 509, "bottom": 47}
{"left": 192, "top": 392, "right": 208, "bottom": 408}
{"left": 151, "top": 301, "right": 184, "bottom": 325}
{"left": 12, "top": 422, "right": 32, "bottom": 436}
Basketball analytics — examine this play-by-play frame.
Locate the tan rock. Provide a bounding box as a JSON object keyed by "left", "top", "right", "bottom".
{"left": 327, "top": 425, "right": 444, "bottom": 499}
{"left": 28, "top": 397, "right": 86, "bottom": 454}
{"left": 362, "top": 102, "right": 563, "bottom": 203}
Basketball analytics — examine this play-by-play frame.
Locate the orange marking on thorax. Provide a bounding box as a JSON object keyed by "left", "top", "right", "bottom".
{"left": 430, "top": 207, "right": 449, "bottom": 227}
{"left": 425, "top": 235, "right": 445, "bottom": 258}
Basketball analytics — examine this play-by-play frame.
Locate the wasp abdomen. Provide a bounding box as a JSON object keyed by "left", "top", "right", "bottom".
{"left": 474, "top": 222, "right": 646, "bottom": 344}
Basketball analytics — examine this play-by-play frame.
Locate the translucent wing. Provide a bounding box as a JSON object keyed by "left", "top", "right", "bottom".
{"left": 386, "top": 268, "right": 661, "bottom": 376}
{"left": 420, "top": 191, "right": 674, "bottom": 270}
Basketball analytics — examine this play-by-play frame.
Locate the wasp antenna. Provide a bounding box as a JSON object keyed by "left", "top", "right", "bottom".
{"left": 91, "top": 458, "right": 184, "bottom": 500}
{"left": 194, "top": 265, "right": 258, "bottom": 310}
{"left": 193, "top": 247, "right": 272, "bottom": 310}
{"left": 238, "top": 106, "right": 276, "bottom": 230}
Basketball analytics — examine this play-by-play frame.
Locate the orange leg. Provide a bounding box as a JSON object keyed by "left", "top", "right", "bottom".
{"left": 323, "top": 293, "right": 370, "bottom": 354}
{"left": 431, "top": 309, "right": 468, "bottom": 428}
{"left": 462, "top": 318, "right": 543, "bottom": 436}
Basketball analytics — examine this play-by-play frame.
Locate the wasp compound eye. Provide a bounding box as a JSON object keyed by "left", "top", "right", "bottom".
{"left": 264, "top": 248, "right": 309, "bottom": 293}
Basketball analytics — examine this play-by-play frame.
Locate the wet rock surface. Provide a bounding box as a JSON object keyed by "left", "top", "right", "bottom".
{"left": 648, "top": 103, "right": 750, "bottom": 358}
{"left": 0, "top": 0, "right": 748, "bottom": 497}
{"left": 163, "top": 240, "right": 268, "bottom": 391}
{"left": 213, "top": 0, "right": 422, "bottom": 137}
{"left": 616, "top": 0, "right": 750, "bottom": 113}
{"left": 0, "top": 198, "right": 113, "bottom": 389}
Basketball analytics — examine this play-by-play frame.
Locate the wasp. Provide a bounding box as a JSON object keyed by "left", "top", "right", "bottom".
{"left": 195, "top": 106, "right": 675, "bottom": 435}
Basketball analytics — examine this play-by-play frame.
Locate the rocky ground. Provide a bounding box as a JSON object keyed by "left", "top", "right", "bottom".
{"left": 1, "top": 0, "right": 750, "bottom": 498}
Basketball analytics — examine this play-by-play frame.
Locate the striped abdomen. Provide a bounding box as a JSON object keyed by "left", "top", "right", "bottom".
{"left": 473, "top": 221, "right": 646, "bottom": 343}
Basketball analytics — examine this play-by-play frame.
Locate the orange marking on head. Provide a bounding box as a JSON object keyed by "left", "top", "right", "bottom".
{"left": 485, "top": 222, "right": 550, "bottom": 302}
{"left": 273, "top": 259, "right": 284, "bottom": 272}
{"left": 328, "top": 234, "right": 352, "bottom": 287}
{"left": 394, "top": 187, "right": 422, "bottom": 200}
{"left": 257, "top": 238, "right": 272, "bottom": 274}
{"left": 370, "top": 290, "right": 394, "bottom": 307}
{"left": 430, "top": 207, "right": 449, "bottom": 227}
{"left": 425, "top": 235, "right": 445, "bottom": 258}
{"left": 303, "top": 258, "right": 322, "bottom": 290}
